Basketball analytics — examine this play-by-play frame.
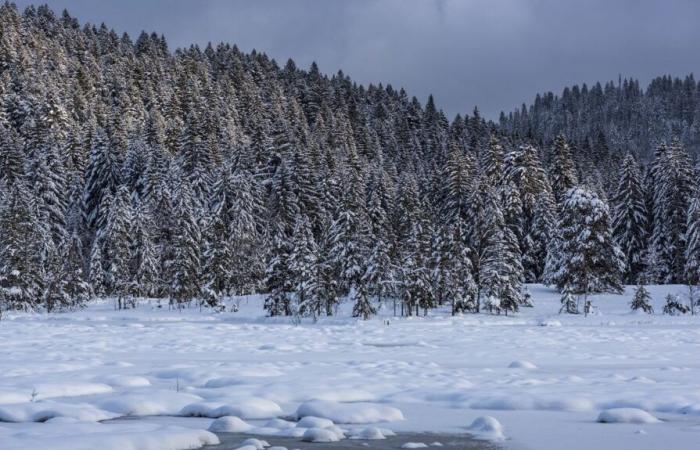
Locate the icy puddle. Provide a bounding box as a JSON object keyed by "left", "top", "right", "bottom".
{"left": 210, "top": 432, "right": 500, "bottom": 450}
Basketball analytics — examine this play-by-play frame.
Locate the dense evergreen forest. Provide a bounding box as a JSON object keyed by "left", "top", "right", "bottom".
{"left": 1, "top": 3, "right": 700, "bottom": 319}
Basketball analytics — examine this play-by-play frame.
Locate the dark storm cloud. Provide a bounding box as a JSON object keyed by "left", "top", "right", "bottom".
{"left": 15, "top": 0, "right": 700, "bottom": 118}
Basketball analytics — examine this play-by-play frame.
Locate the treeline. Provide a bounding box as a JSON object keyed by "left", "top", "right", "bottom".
{"left": 499, "top": 74, "right": 700, "bottom": 199}
{"left": 1, "top": 4, "right": 700, "bottom": 319}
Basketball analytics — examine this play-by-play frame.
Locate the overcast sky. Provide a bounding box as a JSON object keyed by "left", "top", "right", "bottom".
{"left": 15, "top": 0, "right": 700, "bottom": 119}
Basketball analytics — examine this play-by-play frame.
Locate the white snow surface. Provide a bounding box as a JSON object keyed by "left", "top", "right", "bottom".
{"left": 1, "top": 285, "right": 700, "bottom": 450}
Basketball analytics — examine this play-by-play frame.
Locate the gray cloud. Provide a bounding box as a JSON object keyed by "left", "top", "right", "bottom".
{"left": 16, "top": 0, "right": 700, "bottom": 118}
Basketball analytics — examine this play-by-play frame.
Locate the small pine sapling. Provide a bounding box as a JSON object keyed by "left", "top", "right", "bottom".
{"left": 630, "top": 285, "right": 654, "bottom": 314}
{"left": 559, "top": 287, "right": 578, "bottom": 314}
{"left": 662, "top": 294, "right": 689, "bottom": 315}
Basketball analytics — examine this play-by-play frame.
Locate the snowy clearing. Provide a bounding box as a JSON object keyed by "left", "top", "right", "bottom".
{"left": 1, "top": 284, "right": 700, "bottom": 450}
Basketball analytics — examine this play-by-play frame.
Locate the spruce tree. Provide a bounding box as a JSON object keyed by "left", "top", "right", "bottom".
{"left": 228, "top": 172, "right": 264, "bottom": 294}
{"left": 548, "top": 187, "right": 625, "bottom": 295}
{"left": 399, "top": 221, "right": 433, "bottom": 316}
{"left": 130, "top": 199, "right": 159, "bottom": 298}
{"left": 526, "top": 191, "right": 556, "bottom": 282}
{"left": 478, "top": 189, "right": 523, "bottom": 315}
{"left": 441, "top": 145, "right": 476, "bottom": 225}
{"left": 557, "top": 285, "right": 578, "bottom": 314}
{"left": 315, "top": 220, "right": 340, "bottom": 316}
{"left": 288, "top": 215, "right": 321, "bottom": 318}
{"left": 684, "top": 196, "right": 700, "bottom": 287}
{"left": 611, "top": 154, "right": 648, "bottom": 283}
{"left": 88, "top": 241, "right": 106, "bottom": 299}
{"left": 264, "top": 230, "right": 293, "bottom": 316}
{"left": 448, "top": 222, "right": 478, "bottom": 314}
{"left": 648, "top": 141, "right": 693, "bottom": 283}
{"left": 630, "top": 285, "right": 653, "bottom": 314}
{"left": 352, "top": 280, "right": 376, "bottom": 320}
{"left": 663, "top": 293, "right": 688, "bottom": 315}
{"left": 101, "top": 186, "right": 133, "bottom": 308}
{"left": 328, "top": 206, "right": 365, "bottom": 298}
{"left": 0, "top": 183, "right": 43, "bottom": 312}
{"left": 201, "top": 211, "right": 233, "bottom": 306}
{"left": 549, "top": 135, "right": 578, "bottom": 204}
{"left": 481, "top": 136, "right": 505, "bottom": 186}
{"left": 168, "top": 182, "right": 201, "bottom": 308}
{"left": 83, "top": 130, "right": 119, "bottom": 233}
{"left": 0, "top": 123, "right": 24, "bottom": 188}
{"left": 63, "top": 231, "right": 91, "bottom": 309}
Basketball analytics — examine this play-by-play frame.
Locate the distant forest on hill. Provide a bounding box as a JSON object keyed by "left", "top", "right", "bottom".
{"left": 1, "top": 3, "right": 700, "bottom": 319}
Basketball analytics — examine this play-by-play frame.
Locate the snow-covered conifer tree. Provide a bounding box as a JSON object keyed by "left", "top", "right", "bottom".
{"left": 648, "top": 141, "right": 693, "bottom": 283}
{"left": 526, "top": 191, "right": 556, "bottom": 282}
{"left": 63, "top": 231, "right": 91, "bottom": 309}
{"left": 130, "top": 200, "right": 159, "bottom": 298}
{"left": 549, "top": 135, "right": 578, "bottom": 204}
{"left": 478, "top": 188, "right": 523, "bottom": 315}
{"left": 548, "top": 187, "right": 625, "bottom": 295}
{"left": 168, "top": 182, "right": 201, "bottom": 308}
{"left": 684, "top": 196, "right": 700, "bottom": 287}
{"left": 288, "top": 215, "right": 320, "bottom": 318}
{"left": 102, "top": 186, "right": 133, "bottom": 308}
{"left": 264, "top": 230, "right": 293, "bottom": 316}
{"left": 630, "top": 285, "right": 653, "bottom": 314}
{"left": 328, "top": 206, "right": 365, "bottom": 298}
{"left": 0, "top": 183, "right": 43, "bottom": 311}
{"left": 611, "top": 154, "right": 648, "bottom": 282}
{"left": 559, "top": 287, "right": 578, "bottom": 314}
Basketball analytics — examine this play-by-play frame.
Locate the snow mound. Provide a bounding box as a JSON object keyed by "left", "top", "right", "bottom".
{"left": 467, "top": 416, "right": 506, "bottom": 441}
{"left": 265, "top": 418, "right": 295, "bottom": 429}
{"left": 401, "top": 443, "right": 428, "bottom": 449}
{"left": 326, "top": 425, "right": 346, "bottom": 439}
{"left": 0, "top": 390, "right": 30, "bottom": 404}
{"left": 180, "top": 398, "right": 282, "bottom": 419}
{"left": 597, "top": 408, "right": 660, "bottom": 424}
{"left": 0, "top": 401, "right": 117, "bottom": 423}
{"left": 240, "top": 438, "right": 270, "bottom": 449}
{"left": 32, "top": 382, "right": 114, "bottom": 400}
{"left": 204, "top": 377, "right": 246, "bottom": 388}
{"left": 296, "top": 415, "right": 334, "bottom": 429}
{"left": 0, "top": 421, "right": 219, "bottom": 450}
{"left": 296, "top": 400, "right": 404, "bottom": 424}
{"left": 680, "top": 404, "right": 700, "bottom": 415}
{"left": 98, "top": 391, "right": 202, "bottom": 416}
{"left": 94, "top": 375, "right": 151, "bottom": 388}
{"left": 508, "top": 360, "right": 538, "bottom": 370}
{"left": 208, "top": 416, "right": 254, "bottom": 432}
{"left": 233, "top": 445, "right": 258, "bottom": 450}
{"left": 350, "top": 426, "right": 386, "bottom": 440}
{"left": 44, "top": 416, "right": 82, "bottom": 424}
{"left": 301, "top": 427, "right": 342, "bottom": 442}
{"left": 275, "top": 427, "right": 307, "bottom": 438}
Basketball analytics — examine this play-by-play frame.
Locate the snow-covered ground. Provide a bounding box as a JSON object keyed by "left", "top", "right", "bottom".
{"left": 1, "top": 284, "right": 700, "bottom": 450}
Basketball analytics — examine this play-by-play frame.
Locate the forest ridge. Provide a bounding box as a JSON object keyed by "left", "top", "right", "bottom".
{"left": 0, "top": 3, "right": 699, "bottom": 319}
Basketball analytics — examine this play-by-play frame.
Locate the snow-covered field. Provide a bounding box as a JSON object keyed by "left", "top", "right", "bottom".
{"left": 1, "top": 284, "right": 700, "bottom": 450}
